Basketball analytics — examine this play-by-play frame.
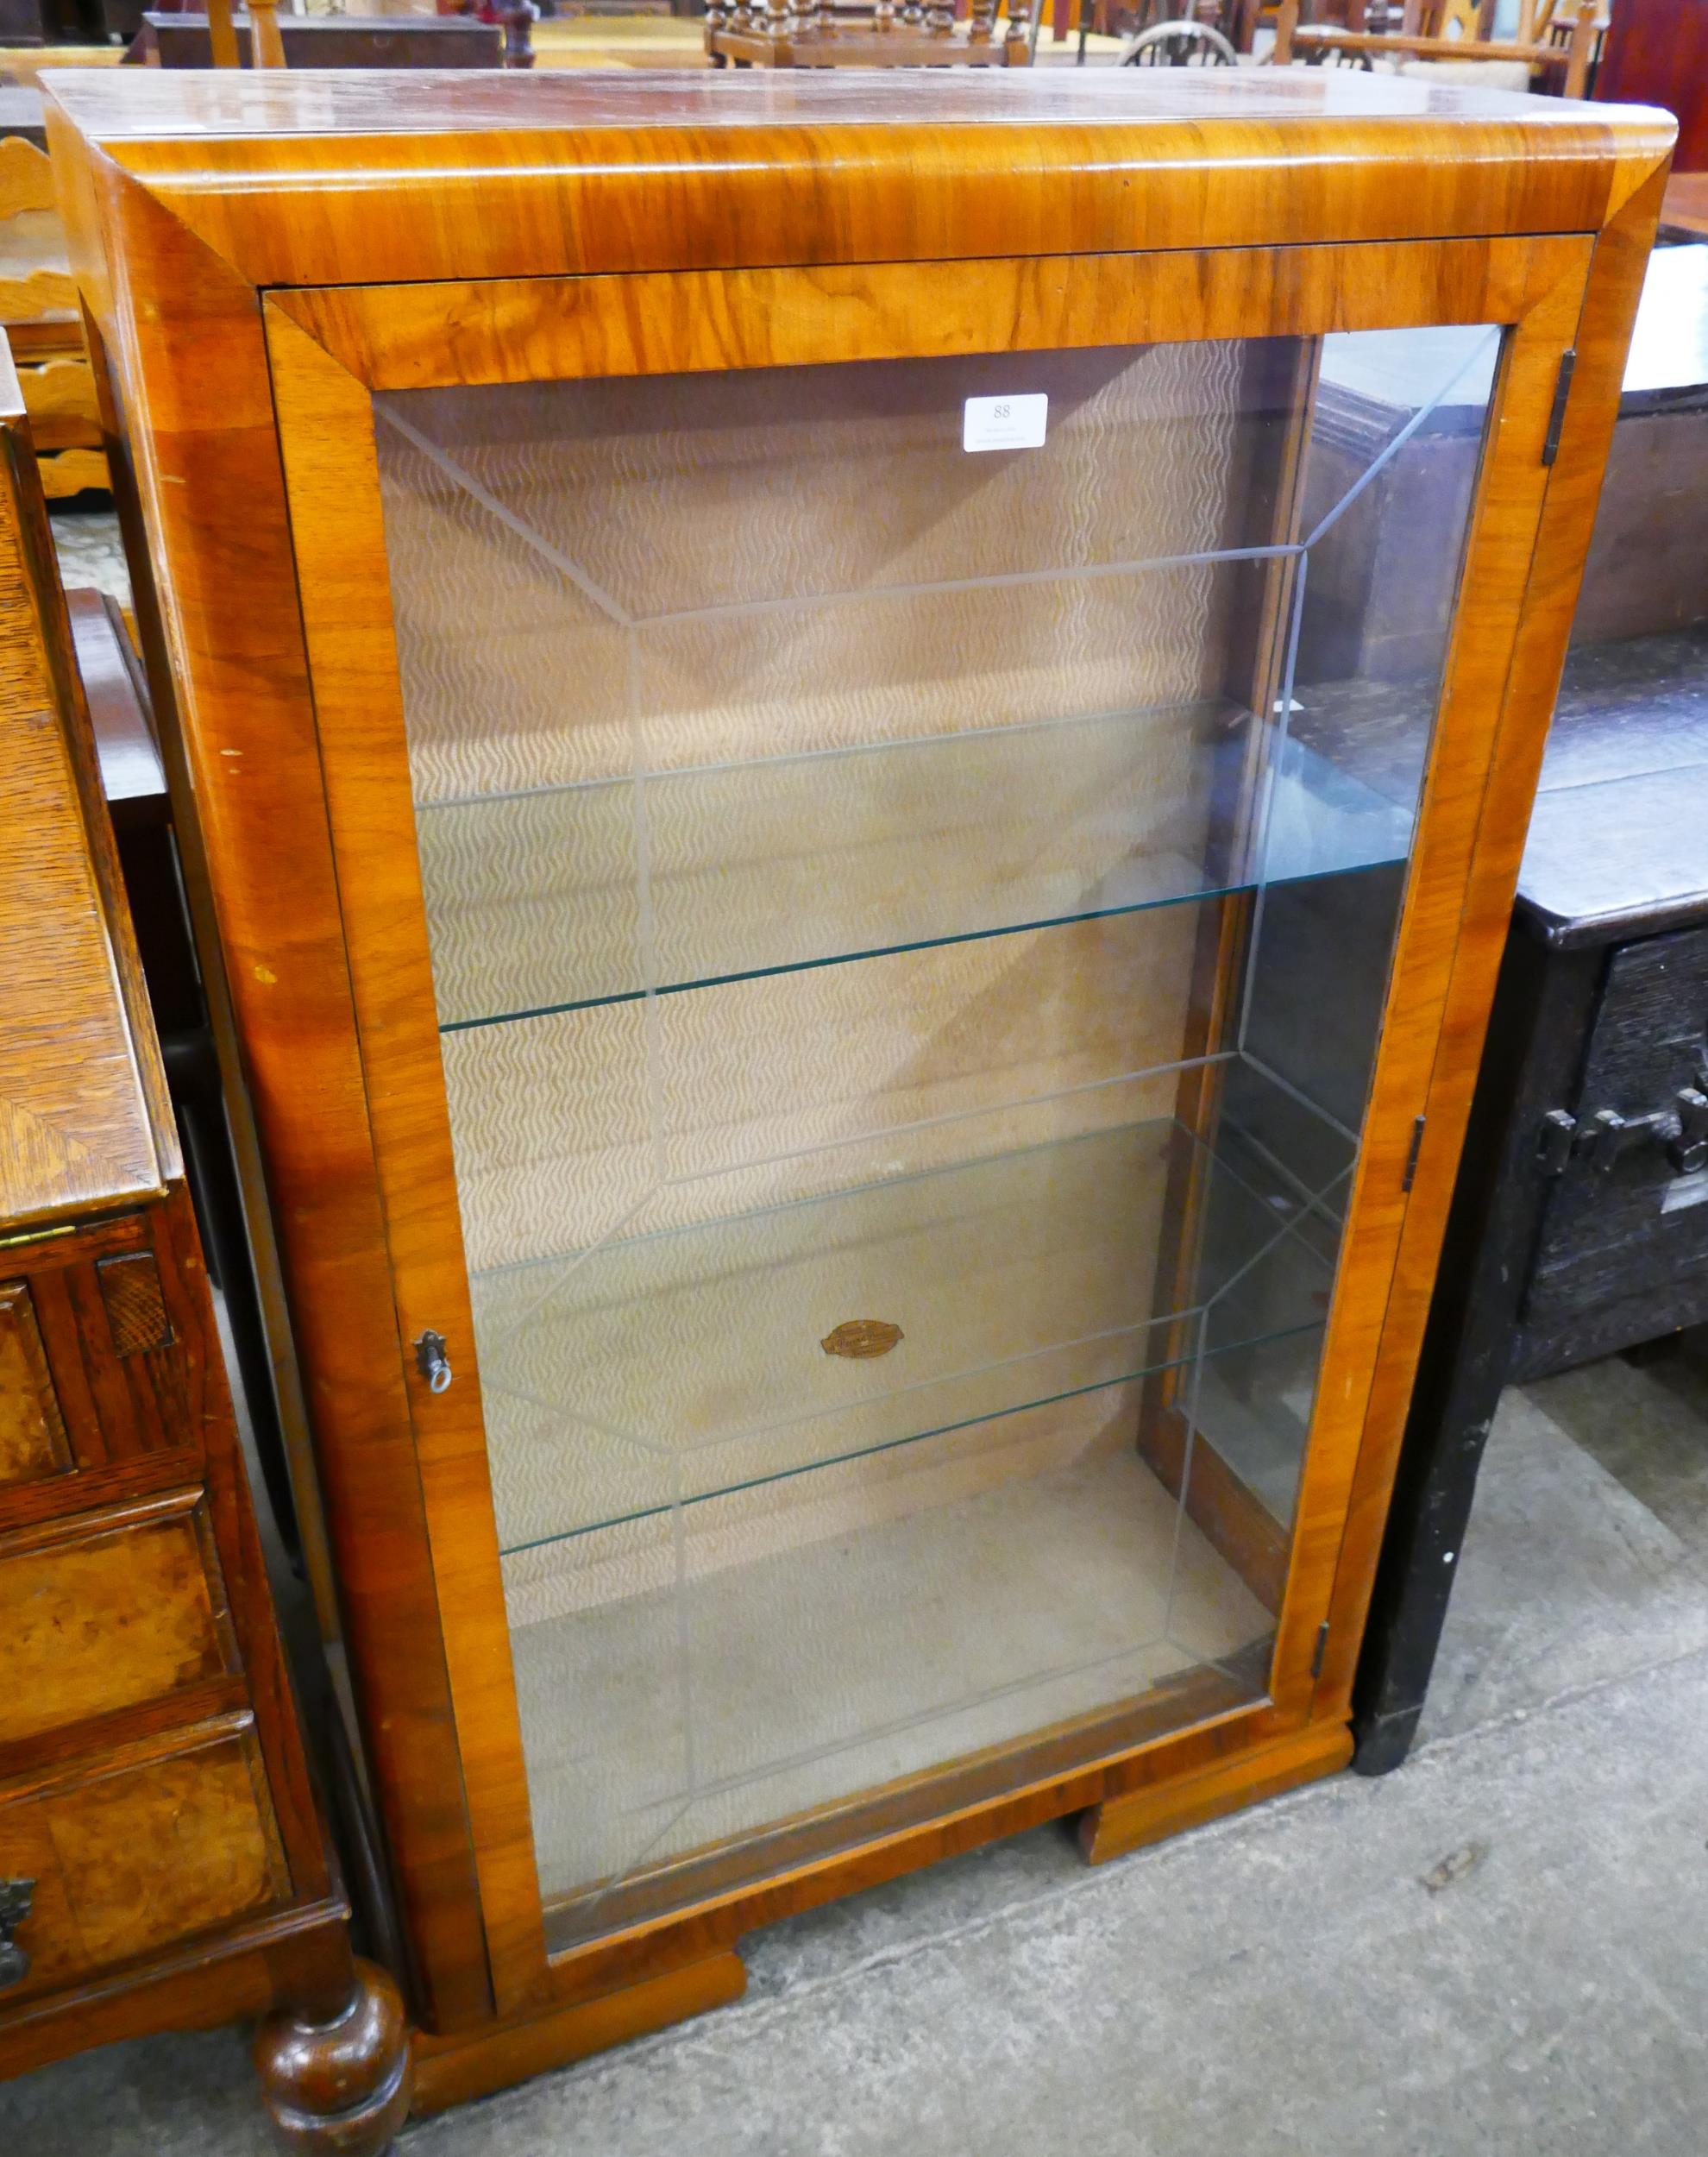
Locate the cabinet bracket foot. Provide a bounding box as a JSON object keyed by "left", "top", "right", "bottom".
{"left": 1077, "top": 1721, "right": 1353, "bottom": 1866}
{"left": 409, "top": 1949, "right": 748, "bottom": 2117}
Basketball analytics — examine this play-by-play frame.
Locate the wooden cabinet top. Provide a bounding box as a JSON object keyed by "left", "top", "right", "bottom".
{"left": 0, "top": 342, "right": 173, "bottom": 1231}
{"left": 41, "top": 67, "right": 1675, "bottom": 288}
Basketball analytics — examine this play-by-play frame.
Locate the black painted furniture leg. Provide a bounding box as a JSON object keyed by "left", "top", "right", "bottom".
{"left": 1352, "top": 932, "right": 1600, "bottom": 1772}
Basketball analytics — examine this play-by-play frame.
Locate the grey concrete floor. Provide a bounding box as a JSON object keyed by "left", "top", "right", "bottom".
{"left": 6, "top": 1343, "right": 1707, "bottom": 2156}
{"left": 48, "top": 504, "right": 131, "bottom": 609}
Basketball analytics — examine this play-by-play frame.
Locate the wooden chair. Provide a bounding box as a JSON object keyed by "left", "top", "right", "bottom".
{"left": 1121, "top": 15, "right": 1236, "bottom": 60}
{"left": 1272, "top": 0, "right": 1600, "bottom": 98}
{"left": 0, "top": 136, "right": 107, "bottom": 500}
{"left": 1076, "top": 0, "right": 1239, "bottom": 60}
{"left": 139, "top": 9, "right": 512, "bottom": 64}
{"left": 707, "top": 0, "right": 1042, "bottom": 68}
{"left": 204, "top": 0, "right": 286, "bottom": 62}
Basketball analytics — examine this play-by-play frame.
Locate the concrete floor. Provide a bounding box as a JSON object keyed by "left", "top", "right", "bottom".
{"left": 48, "top": 504, "right": 131, "bottom": 607}
{"left": 6, "top": 1342, "right": 1707, "bottom": 2156}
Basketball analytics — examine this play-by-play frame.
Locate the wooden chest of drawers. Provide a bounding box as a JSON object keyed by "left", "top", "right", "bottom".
{"left": 0, "top": 335, "right": 407, "bottom": 2154}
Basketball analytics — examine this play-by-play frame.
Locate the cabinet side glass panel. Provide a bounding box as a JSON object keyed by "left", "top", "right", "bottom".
{"left": 369, "top": 328, "right": 1498, "bottom": 1939}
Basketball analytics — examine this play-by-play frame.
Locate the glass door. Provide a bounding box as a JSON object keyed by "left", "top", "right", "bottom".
{"left": 367, "top": 322, "right": 1498, "bottom": 1941}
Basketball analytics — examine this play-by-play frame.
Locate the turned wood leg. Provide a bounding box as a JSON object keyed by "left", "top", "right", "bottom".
{"left": 254, "top": 1959, "right": 412, "bottom": 2156}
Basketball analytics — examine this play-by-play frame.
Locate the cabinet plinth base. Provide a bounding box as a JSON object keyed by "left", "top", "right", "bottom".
{"left": 1077, "top": 1720, "right": 1353, "bottom": 1865}
{"left": 409, "top": 1951, "right": 748, "bottom": 2117}
{"left": 254, "top": 1958, "right": 412, "bottom": 2156}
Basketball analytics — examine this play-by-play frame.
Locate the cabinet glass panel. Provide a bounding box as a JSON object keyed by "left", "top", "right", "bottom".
{"left": 372, "top": 324, "right": 1498, "bottom": 1937}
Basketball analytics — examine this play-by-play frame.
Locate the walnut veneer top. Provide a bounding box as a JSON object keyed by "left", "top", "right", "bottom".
{"left": 40, "top": 66, "right": 1675, "bottom": 290}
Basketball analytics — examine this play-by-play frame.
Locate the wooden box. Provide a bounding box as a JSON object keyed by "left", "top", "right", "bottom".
{"left": 41, "top": 67, "right": 1673, "bottom": 2115}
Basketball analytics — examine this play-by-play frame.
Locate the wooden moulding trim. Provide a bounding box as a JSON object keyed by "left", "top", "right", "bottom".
{"left": 257, "top": 232, "right": 1587, "bottom": 2028}
{"left": 0, "top": 1478, "right": 198, "bottom": 1557}
{"left": 1313, "top": 164, "right": 1673, "bottom": 1716}
{"left": 0, "top": 387, "right": 180, "bottom": 1205}
{"left": 534, "top": 1685, "right": 1301, "bottom": 2007}
{"left": 0, "top": 1448, "right": 199, "bottom": 1538}
{"left": 0, "top": 1209, "right": 150, "bottom": 1268}
{"left": 95, "top": 111, "right": 1672, "bottom": 291}
{"left": 276, "top": 233, "right": 1593, "bottom": 395}
{"left": 540, "top": 1648, "right": 1272, "bottom": 1953}
{"left": 0, "top": 1673, "right": 250, "bottom": 1789}
{"left": 0, "top": 1891, "right": 350, "bottom": 2074}
{"left": 0, "top": 1704, "right": 260, "bottom": 1808}
{"left": 1264, "top": 263, "right": 1593, "bottom": 1717}
{"left": 57, "top": 159, "right": 499, "bottom": 2032}
{"left": 261, "top": 304, "right": 544, "bottom": 2019}
{"left": 409, "top": 1953, "right": 748, "bottom": 2118}
{"left": 1077, "top": 1718, "right": 1353, "bottom": 1865}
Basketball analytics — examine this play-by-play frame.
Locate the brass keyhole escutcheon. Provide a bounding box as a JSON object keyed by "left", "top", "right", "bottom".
{"left": 821, "top": 1319, "right": 904, "bottom": 1360}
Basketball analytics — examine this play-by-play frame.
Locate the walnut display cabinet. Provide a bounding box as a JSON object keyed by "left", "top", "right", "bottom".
{"left": 43, "top": 67, "right": 1673, "bottom": 2115}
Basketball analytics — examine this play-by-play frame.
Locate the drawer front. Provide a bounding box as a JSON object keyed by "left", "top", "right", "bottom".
{"left": 0, "top": 1502, "right": 231, "bottom": 1746}
{"left": 0, "top": 1733, "right": 282, "bottom": 2002}
{"left": 1524, "top": 923, "right": 1708, "bottom": 1337}
{"left": 0, "top": 1217, "right": 206, "bottom": 1486}
{"left": 0, "top": 1283, "right": 72, "bottom": 1489}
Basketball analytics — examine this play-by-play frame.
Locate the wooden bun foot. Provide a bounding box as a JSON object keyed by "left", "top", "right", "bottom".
{"left": 254, "top": 1958, "right": 412, "bottom": 2155}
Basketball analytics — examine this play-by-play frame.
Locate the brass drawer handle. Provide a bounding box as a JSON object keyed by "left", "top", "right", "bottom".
{"left": 0, "top": 1877, "right": 34, "bottom": 1990}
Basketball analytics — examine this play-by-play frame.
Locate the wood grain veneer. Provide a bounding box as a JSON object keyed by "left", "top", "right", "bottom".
{"left": 40, "top": 64, "right": 1674, "bottom": 2108}
{"left": 0, "top": 1728, "right": 281, "bottom": 2001}
{"left": 0, "top": 325, "right": 406, "bottom": 2149}
{"left": 0, "top": 1500, "right": 229, "bottom": 1744}
{"left": 0, "top": 1283, "right": 72, "bottom": 1487}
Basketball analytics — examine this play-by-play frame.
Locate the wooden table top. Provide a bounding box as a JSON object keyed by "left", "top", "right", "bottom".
{"left": 1620, "top": 239, "right": 1708, "bottom": 410}
{"left": 1519, "top": 627, "right": 1708, "bottom": 943}
{"left": 0, "top": 347, "right": 172, "bottom": 1227}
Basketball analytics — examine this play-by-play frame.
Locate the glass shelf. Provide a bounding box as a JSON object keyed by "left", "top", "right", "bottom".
{"left": 371, "top": 323, "right": 1505, "bottom": 1926}
{"left": 477, "top": 1115, "right": 1335, "bottom": 1561}
{"left": 421, "top": 704, "right": 1414, "bottom": 1034}
{"left": 515, "top": 1439, "right": 1273, "bottom": 1921}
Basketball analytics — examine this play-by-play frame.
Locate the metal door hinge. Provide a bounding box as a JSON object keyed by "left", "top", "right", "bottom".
{"left": 1311, "top": 1622, "right": 1329, "bottom": 1681}
{"left": 1401, "top": 1115, "right": 1426, "bottom": 1193}
{"left": 1542, "top": 349, "right": 1576, "bottom": 467}
{"left": 413, "top": 1330, "right": 453, "bottom": 1394}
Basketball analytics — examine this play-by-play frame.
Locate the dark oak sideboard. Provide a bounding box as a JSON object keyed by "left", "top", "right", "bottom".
{"left": 1353, "top": 240, "right": 1708, "bottom": 1770}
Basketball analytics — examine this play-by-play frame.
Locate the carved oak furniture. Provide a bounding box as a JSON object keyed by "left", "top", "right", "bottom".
{"left": 135, "top": 12, "right": 506, "bottom": 66}
{"left": 0, "top": 335, "right": 408, "bottom": 2154}
{"left": 1352, "top": 626, "right": 1708, "bottom": 1771}
{"left": 1272, "top": 0, "right": 1602, "bottom": 97}
{"left": 0, "top": 133, "right": 106, "bottom": 500}
{"left": 43, "top": 66, "right": 1671, "bottom": 2116}
{"left": 1353, "top": 249, "right": 1708, "bottom": 1771}
{"left": 706, "top": 0, "right": 1038, "bottom": 65}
